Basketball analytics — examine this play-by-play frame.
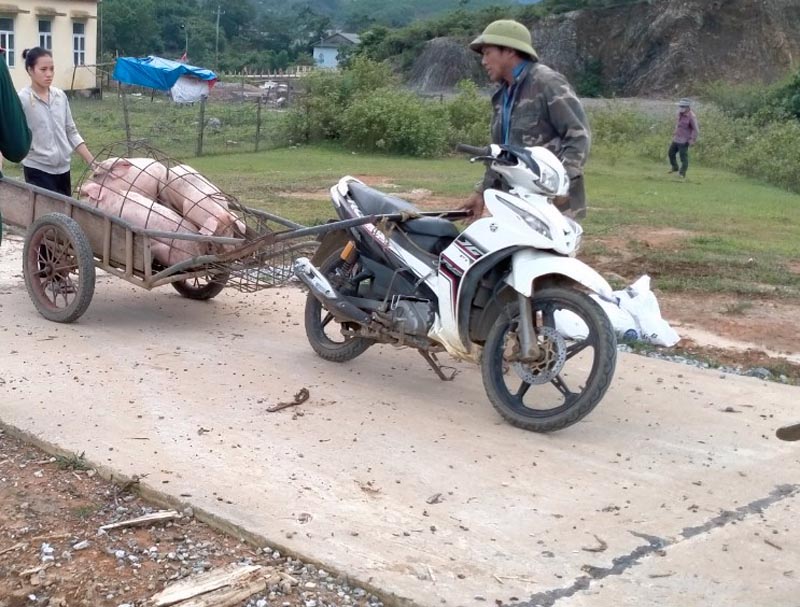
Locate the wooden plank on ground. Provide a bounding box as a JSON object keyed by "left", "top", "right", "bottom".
{"left": 177, "top": 575, "right": 269, "bottom": 607}
{"left": 99, "top": 510, "right": 180, "bottom": 532}
{"left": 150, "top": 564, "right": 263, "bottom": 607}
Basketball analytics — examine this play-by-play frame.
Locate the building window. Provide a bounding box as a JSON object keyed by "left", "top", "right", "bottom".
{"left": 39, "top": 20, "right": 52, "bottom": 50}
{"left": 72, "top": 21, "right": 86, "bottom": 66}
{"left": 0, "top": 17, "right": 14, "bottom": 68}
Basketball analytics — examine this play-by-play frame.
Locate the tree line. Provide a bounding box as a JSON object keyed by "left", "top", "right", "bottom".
{"left": 100, "top": 0, "right": 527, "bottom": 73}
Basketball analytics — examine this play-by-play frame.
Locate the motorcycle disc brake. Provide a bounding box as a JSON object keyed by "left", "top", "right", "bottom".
{"left": 511, "top": 326, "right": 567, "bottom": 385}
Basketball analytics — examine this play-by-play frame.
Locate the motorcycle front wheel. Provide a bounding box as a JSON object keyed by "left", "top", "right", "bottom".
{"left": 481, "top": 286, "right": 617, "bottom": 433}
{"left": 304, "top": 247, "right": 373, "bottom": 363}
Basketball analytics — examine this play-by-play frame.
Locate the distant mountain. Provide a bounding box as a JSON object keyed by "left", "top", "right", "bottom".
{"left": 253, "top": 0, "right": 534, "bottom": 29}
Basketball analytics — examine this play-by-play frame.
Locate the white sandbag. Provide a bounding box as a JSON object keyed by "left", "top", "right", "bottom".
{"left": 590, "top": 295, "right": 639, "bottom": 339}
{"left": 614, "top": 275, "right": 680, "bottom": 347}
{"left": 554, "top": 309, "right": 589, "bottom": 340}
{"left": 557, "top": 298, "right": 639, "bottom": 341}
{"left": 553, "top": 275, "right": 680, "bottom": 347}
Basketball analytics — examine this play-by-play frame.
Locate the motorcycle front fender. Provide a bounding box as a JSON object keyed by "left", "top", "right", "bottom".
{"left": 505, "top": 249, "right": 614, "bottom": 300}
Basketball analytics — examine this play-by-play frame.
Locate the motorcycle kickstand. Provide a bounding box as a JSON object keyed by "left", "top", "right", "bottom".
{"left": 419, "top": 350, "right": 458, "bottom": 381}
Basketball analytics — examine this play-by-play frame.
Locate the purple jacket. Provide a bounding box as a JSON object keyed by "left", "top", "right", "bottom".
{"left": 673, "top": 110, "right": 699, "bottom": 145}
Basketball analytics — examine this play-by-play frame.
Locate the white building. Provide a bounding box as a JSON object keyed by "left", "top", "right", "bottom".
{"left": 312, "top": 32, "right": 360, "bottom": 70}
{"left": 1, "top": 0, "right": 98, "bottom": 91}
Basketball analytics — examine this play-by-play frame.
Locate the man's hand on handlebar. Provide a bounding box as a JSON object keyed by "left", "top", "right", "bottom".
{"left": 460, "top": 190, "right": 486, "bottom": 223}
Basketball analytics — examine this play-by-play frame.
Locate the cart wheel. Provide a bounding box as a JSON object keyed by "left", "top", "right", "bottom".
{"left": 171, "top": 271, "right": 230, "bottom": 300}
{"left": 23, "top": 213, "right": 96, "bottom": 324}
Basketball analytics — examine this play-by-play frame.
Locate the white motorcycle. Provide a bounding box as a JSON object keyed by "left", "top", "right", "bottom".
{"left": 294, "top": 144, "right": 616, "bottom": 432}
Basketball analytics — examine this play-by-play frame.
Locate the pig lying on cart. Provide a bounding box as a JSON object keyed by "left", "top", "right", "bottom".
{"left": 79, "top": 157, "right": 246, "bottom": 265}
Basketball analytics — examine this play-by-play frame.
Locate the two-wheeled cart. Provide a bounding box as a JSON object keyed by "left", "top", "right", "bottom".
{"left": 0, "top": 176, "right": 374, "bottom": 323}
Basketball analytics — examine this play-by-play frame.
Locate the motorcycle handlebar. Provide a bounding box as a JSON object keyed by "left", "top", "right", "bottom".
{"left": 456, "top": 144, "right": 491, "bottom": 156}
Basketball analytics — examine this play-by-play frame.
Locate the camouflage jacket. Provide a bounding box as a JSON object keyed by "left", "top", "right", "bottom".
{"left": 480, "top": 61, "right": 590, "bottom": 190}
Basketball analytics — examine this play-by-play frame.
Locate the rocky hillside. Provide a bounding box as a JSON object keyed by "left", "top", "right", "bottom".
{"left": 407, "top": 38, "right": 487, "bottom": 92}
{"left": 533, "top": 0, "right": 800, "bottom": 95}
{"left": 408, "top": 0, "right": 800, "bottom": 95}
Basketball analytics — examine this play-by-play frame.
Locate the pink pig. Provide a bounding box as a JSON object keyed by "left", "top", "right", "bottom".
{"left": 81, "top": 181, "right": 209, "bottom": 267}
{"left": 86, "top": 157, "right": 169, "bottom": 200}
{"left": 159, "top": 164, "right": 246, "bottom": 237}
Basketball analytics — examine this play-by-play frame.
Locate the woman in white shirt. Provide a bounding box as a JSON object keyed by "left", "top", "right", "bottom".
{"left": 18, "top": 47, "right": 94, "bottom": 196}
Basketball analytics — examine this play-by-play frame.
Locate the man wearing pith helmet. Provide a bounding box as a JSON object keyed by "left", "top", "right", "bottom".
{"left": 463, "top": 19, "right": 591, "bottom": 222}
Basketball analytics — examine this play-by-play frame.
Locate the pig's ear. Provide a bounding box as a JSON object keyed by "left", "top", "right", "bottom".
{"left": 110, "top": 159, "right": 133, "bottom": 179}
{"left": 80, "top": 181, "right": 101, "bottom": 199}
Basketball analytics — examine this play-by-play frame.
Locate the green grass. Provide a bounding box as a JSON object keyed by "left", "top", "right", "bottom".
{"left": 55, "top": 451, "right": 90, "bottom": 471}
{"left": 192, "top": 145, "right": 800, "bottom": 299}
{"left": 188, "top": 144, "right": 483, "bottom": 224}
{"left": 585, "top": 148, "right": 800, "bottom": 297}
{"left": 2, "top": 98, "right": 798, "bottom": 300}
{"left": 71, "top": 505, "right": 97, "bottom": 520}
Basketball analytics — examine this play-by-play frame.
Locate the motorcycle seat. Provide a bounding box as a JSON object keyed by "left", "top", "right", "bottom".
{"left": 348, "top": 182, "right": 460, "bottom": 240}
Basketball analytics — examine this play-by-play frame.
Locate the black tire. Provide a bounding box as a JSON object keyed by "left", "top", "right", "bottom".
{"left": 304, "top": 247, "right": 372, "bottom": 362}
{"left": 23, "top": 213, "right": 96, "bottom": 324}
{"left": 171, "top": 271, "right": 230, "bottom": 300}
{"left": 481, "top": 286, "right": 616, "bottom": 433}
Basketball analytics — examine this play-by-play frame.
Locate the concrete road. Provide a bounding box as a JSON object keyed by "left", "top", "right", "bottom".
{"left": 1, "top": 236, "right": 798, "bottom": 607}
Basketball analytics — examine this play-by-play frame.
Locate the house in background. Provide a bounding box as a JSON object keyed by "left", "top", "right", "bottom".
{"left": 0, "top": 0, "right": 98, "bottom": 91}
{"left": 312, "top": 32, "right": 360, "bottom": 70}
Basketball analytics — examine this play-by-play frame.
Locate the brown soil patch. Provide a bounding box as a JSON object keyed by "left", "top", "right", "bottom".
{"left": 659, "top": 293, "right": 800, "bottom": 357}
{"left": 583, "top": 230, "right": 800, "bottom": 381}
{"left": 0, "top": 429, "right": 381, "bottom": 607}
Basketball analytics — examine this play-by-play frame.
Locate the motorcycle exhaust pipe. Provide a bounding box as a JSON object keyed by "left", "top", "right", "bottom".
{"left": 293, "top": 258, "right": 372, "bottom": 325}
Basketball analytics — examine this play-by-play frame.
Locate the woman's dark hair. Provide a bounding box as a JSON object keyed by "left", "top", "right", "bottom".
{"left": 22, "top": 47, "right": 52, "bottom": 71}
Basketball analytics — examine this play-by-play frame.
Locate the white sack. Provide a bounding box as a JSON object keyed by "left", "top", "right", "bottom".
{"left": 614, "top": 275, "right": 680, "bottom": 347}
{"left": 555, "top": 275, "right": 680, "bottom": 347}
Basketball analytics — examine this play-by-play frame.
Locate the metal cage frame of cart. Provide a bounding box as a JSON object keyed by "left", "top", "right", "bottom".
{"left": 0, "top": 177, "right": 377, "bottom": 323}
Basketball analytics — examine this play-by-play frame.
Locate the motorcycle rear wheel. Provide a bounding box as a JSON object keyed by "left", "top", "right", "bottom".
{"left": 481, "top": 286, "right": 616, "bottom": 432}
{"left": 304, "top": 247, "right": 373, "bottom": 362}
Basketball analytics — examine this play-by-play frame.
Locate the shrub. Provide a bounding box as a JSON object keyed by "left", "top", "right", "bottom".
{"left": 341, "top": 90, "right": 450, "bottom": 157}
{"left": 282, "top": 58, "right": 398, "bottom": 146}
{"left": 587, "top": 103, "right": 800, "bottom": 193}
{"left": 447, "top": 80, "right": 491, "bottom": 148}
{"left": 694, "top": 108, "right": 800, "bottom": 192}
{"left": 341, "top": 56, "right": 398, "bottom": 98}
{"left": 575, "top": 58, "right": 606, "bottom": 98}
{"left": 282, "top": 70, "right": 347, "bottom": 145}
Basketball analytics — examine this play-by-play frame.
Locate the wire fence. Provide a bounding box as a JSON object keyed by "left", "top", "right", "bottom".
{"left": 70, "top": 87, "right": 290, "bottom": 160}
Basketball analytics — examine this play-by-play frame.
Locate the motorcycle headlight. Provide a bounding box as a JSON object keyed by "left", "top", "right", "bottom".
{"left": 520, "top": 209, "right": 552, "bottom": 239}
{"left": 537, "top": 164, "right": 561, "bottom": 195}
{"left": 496, "top": 195, "right": 553, "bottom": 240}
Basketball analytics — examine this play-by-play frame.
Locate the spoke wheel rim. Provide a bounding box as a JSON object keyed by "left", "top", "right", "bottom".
{"left": 27, "top": 226, "right": 81, "bottom": 312}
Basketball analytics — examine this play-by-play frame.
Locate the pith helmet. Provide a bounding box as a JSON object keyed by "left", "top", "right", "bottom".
{"left": 470, "top": 20, "right": 538, "bottom": 60}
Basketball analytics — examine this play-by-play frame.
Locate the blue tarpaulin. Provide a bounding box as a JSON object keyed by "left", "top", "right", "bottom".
{"left": 112, "top": 56, "right": 217, "bottom": 91}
